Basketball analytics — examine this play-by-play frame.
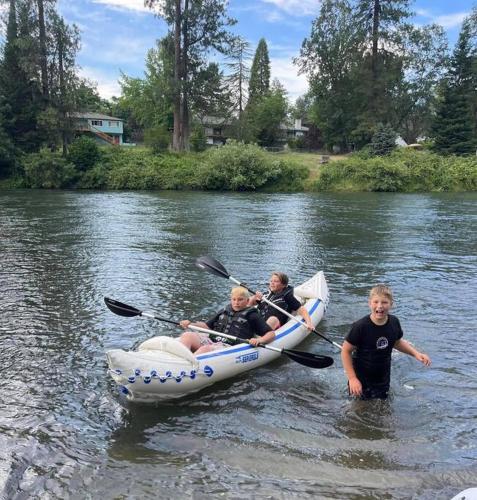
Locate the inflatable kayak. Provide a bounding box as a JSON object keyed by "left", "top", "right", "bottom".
{"left": 106, "top": 271, "right": 329, "bottom": 402}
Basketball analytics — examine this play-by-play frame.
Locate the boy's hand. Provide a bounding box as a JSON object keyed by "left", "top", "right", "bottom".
{"left": 415, "top": 352, "right": 431, "bottom": 366}
{"left": 348, "top": 377, "right": 363, "bottom": 396}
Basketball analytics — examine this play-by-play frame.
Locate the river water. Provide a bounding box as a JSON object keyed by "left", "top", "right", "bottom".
{"left": 0, "top": 189, "right": 476, "bottom": 499}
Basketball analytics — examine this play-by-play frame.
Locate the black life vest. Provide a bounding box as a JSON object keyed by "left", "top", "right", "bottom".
{"left": 211, "top": 305, "right": 256, "bottom": 345}
{"left": 258, "top": 285, "right": 294, "bottom": 323}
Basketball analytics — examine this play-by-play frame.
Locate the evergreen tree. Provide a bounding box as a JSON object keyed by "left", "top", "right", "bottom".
{"left": 192, "top": 62, "right": 232, "bottom": 122}
{"left": 369, "top": 124, "right": 397, "bottom": 155}
{"left": 48, "top": 12, "right": 81, "bottom": 154}
{"left": 225, "top": 36, "right": 251, "bottom": 116}
{"left": 0, "top": 0, "right": 42, "bottom": 152}
{"left": 432, "top": 82, "right": 475, "bottom": 155}
{"left": 431, "top": 13, "right": 477, "bottom": 155}
{"left": 248, "top": 38, "right": 270, "bottom": 106}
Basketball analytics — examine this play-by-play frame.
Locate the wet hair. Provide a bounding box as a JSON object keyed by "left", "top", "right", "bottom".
{"left": 230, "top": 286, "right": 249, "bottom": 299}
{"left": 271, "top": 272, "right": 289, "bottom": 286}
{"left": 369, "top": 284, "right": 393, "bottom": 303}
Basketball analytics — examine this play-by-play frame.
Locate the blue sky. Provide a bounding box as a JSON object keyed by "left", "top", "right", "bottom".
{"left": 3, "top": 0, "right": 475, "bottom": 101}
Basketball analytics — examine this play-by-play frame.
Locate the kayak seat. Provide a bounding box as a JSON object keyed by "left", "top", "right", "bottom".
{"left": 138, "top": 335, "right": 197, "bottom": 365}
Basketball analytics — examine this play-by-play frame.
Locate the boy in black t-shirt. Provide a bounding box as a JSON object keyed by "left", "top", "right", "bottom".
{"left": 341, "top": 284, "right": 431, "bottom": 400}
{"left": 248, "top": 272, "right": 314, "bottom": 331}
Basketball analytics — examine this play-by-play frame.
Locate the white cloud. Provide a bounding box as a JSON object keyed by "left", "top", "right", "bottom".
{"left": 413, "top": 6, "right": 468, "bottom": 30}
{"left": 434, "top": 12, "right": 468, "bottom": 29}
{"left": 260, "top": 0, "right": 319, "bottom": 16}
{"left": 271, "top": 56, "right": 308, "bottom": 102}
{"left": 81, "top": 33, "right": 154, "bottom": 66}
{"left": 92, "top": 0, "right": 153, "bottom": 13}
{"left": 79, "top": 66, "right": 122, "bottom": 99}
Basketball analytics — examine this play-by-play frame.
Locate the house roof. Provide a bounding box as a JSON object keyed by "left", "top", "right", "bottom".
{"left": 199, "top": 115, "right": 232, "bottom": 125}
{"left": 71, "top": 112, "right": 123, "bottom": 121}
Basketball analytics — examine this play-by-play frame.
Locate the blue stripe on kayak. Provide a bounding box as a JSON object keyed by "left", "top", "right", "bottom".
{"left": 195, "top": 299, "right": 322, "bottom": 361}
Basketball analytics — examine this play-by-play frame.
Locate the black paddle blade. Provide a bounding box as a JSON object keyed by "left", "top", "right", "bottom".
{"left": 104, "top": 297, "right": 141, "bottom": 318}
{"left": 195, "top": 256, "right": 230, "bottom": 279}
{"left": 283, "top": 349, "right": 334, "bottom": 369}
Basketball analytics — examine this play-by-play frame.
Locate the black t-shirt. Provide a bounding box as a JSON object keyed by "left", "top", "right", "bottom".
{"left": 260, "top": 288, "right": 302, "bottom": 324}
{"left": 345, "top": 314, "right": 403, "bottom": 387}
{"left": 206, "top": 308, "right": 271, "bottom": 339}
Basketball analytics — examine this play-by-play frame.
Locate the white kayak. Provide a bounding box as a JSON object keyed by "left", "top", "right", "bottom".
{"left": 106, "top": 271, "right": 329, "bottom": 402}
{"left": 451, "top": 488, "right": 477, "bottom": 500}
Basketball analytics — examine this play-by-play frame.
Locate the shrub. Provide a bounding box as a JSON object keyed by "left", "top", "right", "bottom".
{"left": 313, "top": 148, "right": 477, "bottom": 192}
{"left": 22, "top": 149, "right": 76, "bottom": 188}
{"left": 144, "top": 125, "right": 170, "bottom": 153}
{"left": 68, "top": 136, "right": 101, "bottom": 171}
{"left": 190, "top": 125, "right": 207, "bottom": 152}
{"left": 198, "top": 140, "right": 282, "bottom": 190}
{"left": 78, "top": 164, "right": 110, "bottom": 189}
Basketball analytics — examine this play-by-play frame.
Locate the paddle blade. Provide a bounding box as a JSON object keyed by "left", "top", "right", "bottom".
{"left": 283, "top": 349, "right": 334, "bottom": 369}
{"left": 195, "top": 256, "right": 230, "bottom": 279}
{"left": 104, "top": 297, "right": 142, "bottom": 318}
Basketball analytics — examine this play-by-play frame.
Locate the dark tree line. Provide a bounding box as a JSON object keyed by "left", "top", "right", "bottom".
{"left": 295, "top": 0, "right": 477, "bottom": 155}
{"left": 0, "top": 0, "right": 103, "bottom": 177}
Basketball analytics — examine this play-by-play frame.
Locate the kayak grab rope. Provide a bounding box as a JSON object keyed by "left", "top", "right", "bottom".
{"left": 110, "top": 364, "right": 214, "bottom": 385}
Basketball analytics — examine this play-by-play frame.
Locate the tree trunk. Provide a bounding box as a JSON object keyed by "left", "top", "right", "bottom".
{"left": 57, "top": 28, "right": 67, "bottom": 156}
{"left": 37, "top": 0, "right": 49, "bottom": 100}
{"left": 371, "top": 0, "right": 380, "bottom": 114}
{"left": 180, "top": 0, "right": 190, "bottom": 150}
{"left": 172, "top": 0, "right": 182, "bottom": 150}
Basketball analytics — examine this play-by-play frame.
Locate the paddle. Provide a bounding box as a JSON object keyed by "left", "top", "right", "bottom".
{"left": 195, "top": 256, "right": 343, "bottom": 351}
{"left": 104, "top": 297, "right": 334, "bottom": 369}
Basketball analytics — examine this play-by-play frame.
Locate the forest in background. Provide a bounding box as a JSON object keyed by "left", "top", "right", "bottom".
{"left": 0, "top": 0, "right": 476, "bottom": 191}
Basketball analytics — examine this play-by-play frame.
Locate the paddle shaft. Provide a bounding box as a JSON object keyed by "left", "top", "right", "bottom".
{"left": 227, "top": 276, "right": 343, "bottom": 350}
{"left": 190, "top": 325, "right": 285, "bottom": 354}
{"left": 104, "top": 296, "right": 333, "bottom": 368}
{"left": 144, "top": 313, "right": 284, "bottom": 354}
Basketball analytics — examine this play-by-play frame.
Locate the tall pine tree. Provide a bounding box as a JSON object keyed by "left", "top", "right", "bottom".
{"left": 0, "top": 0, "right": 42, "bottom": 153}
{"left": 248, "top": 38, "right": 270, "bottom": 106}
{"left": 432, "top": 12, "right": 477, "bottom": 155}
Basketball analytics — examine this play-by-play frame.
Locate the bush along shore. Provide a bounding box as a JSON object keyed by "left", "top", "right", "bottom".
{"left": 1, "top": 138, "right": 476, "bottom": 192}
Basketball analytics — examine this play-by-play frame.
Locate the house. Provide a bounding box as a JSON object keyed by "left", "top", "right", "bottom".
{"left": 200, "top": 116, "right": 230, "bottom": 146}
{"left": 71, "top": 112, "right": 124, "bottom": 146}
{"left": 281, "top": 118, "right": 309, "bottom": 141}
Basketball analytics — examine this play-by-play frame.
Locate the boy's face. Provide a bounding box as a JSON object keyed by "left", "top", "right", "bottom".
{"left": 230, "top": 293, "right": 248, "bottom": 311}
{"left": 368, "top": 293, "right": 392, "bottom": 323}
{"left": 269, "top": 275, "right": 285, "bottom": 293}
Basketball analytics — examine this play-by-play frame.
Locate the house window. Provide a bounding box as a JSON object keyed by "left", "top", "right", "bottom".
{"left": 91, "top": 120, "right": 102, "bottom": 126}
{"left": 213, "top": 128, "right": 221, "bottom": 136}
{"left": 109, "top": 121, "right": 118, "bottom": 127}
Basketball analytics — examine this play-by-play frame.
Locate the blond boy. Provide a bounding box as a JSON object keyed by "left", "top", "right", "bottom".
{"left": 341, "top": 284, "right": 431, "bottom": 399}
{"left": 179, "top": 287, "right": 275, "bottom": 355}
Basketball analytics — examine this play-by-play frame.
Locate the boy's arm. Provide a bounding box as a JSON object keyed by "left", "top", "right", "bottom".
{"left": 179, "top": 320, "right": 209, "bottom": 329}
{"left": 341, "top": 340, "right": 362, "bottom": 396}
{"left": 394, "top": 339, "right": 431, "bottom": 366}
{"left": 250, "top": 330, "right": 275, "bottom": 346}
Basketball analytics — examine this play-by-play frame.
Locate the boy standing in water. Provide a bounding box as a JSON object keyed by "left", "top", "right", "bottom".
{"left": 341, "top": 284, "right": 431, "bottom": 400}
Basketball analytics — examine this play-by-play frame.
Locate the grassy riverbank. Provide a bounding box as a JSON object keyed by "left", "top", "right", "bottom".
{"left": 2, "top": 142, "right": 476, "bottom": 192}
{"left": 312, "top": 148, "right": 477, "bottom": 192}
